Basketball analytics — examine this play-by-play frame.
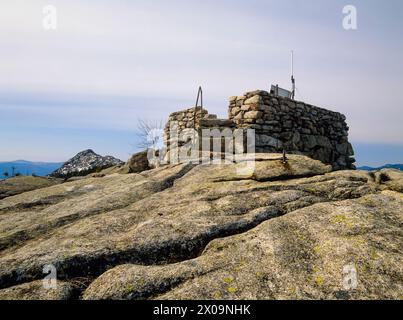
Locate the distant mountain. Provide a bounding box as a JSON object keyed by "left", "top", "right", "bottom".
{"left": 0, "top": 160, "right": 64, "bottom": 179}
{"left": 50, "top": 149, "right": 124, "bottom": 179}
{"left": 358, "top": 164, "right": 403, "bottom": 171}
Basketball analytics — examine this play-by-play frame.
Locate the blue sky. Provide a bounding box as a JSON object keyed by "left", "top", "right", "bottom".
{"left": 0, "top": 0, "right": 402, "bottom": 166}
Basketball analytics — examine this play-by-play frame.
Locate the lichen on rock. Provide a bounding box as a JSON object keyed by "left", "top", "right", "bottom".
{"left": 0, "top": 154, "right": 401, "bottom": 300}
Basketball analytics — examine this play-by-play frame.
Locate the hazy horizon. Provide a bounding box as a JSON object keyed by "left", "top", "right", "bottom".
{"left": 1, "top": 0, "right": 402, "bottom": 166}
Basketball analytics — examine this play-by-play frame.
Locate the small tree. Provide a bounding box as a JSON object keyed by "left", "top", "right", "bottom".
{"left": 136, "top": 119, "right": 165, "bottom": 150}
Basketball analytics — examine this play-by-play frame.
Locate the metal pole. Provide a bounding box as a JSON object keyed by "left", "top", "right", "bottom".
{"left": 200, "top": 87, "right": 203, "bottom": 109}
{"left": 291, "top": 51, "right": 295, "bottom": 100}
{"left": 194, "top": 86, "right": 203, "bottom": 129}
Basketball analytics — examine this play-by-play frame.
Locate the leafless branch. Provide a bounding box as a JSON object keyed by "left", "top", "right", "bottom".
{"left": 136, "top": 119, "right": 165, "bottom": 150}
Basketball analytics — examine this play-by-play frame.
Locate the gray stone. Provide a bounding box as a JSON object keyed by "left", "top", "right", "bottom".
{"left": 241, "top": 105, "right": 250, "bottom": 111}
{"left": 234, "top": 112, "right": 244, "bottom": 120}
{"left": 230, "top": 107, "right": 241, "bottom": 116}
{"left": 284, "top": 121, "right": 293, "bottom": 129}
{"left": 292, "top": 131, "right": 301, "bottom": 144}
{"left": 302, "top": 135, "right": 317, "bottom": 149}
{"left": 244, "top": 111, "right": 263, "bottom": 119}
{"left": 244, "top": 95, "right": 262, "bottom": 105}
{"left": 336, "top": 142, "right": 349, "bottom": 155}
{"left": 258, "top": 135, "right": 282, "bottom": 148}
{"left": 316, "top": 136, "right": 332, "bottom": 149}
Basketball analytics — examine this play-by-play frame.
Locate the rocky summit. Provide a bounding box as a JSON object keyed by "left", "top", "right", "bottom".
{"left": 0, "top": 154, "right": 402, "bottom": 300}
{"left": 50, "top": 150, "right": 124, "bottom": 179}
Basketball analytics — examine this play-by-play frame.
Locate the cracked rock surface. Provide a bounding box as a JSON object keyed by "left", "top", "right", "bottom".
{"left": 0, "top": 154, "right": 401, "bottom": 300}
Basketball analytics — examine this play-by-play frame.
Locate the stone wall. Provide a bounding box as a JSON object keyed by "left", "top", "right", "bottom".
{"left": 228, "top": 90, "right": 355, "bottom": 170}
{"left": 164, "top": 107, "right": 210, "bottom": 150}
{"left": 164, "top": 90, "right": 355, "bottom": 170}
{"left": 164, "top": 107, "right": 210, "bottom": 132}
{"left": 164, "top": 107, "right": 235, "bottom": 150}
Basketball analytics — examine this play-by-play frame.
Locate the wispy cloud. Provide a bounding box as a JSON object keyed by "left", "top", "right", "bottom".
{"left": 0, "top": 0, "right": 402, "bottom": 161}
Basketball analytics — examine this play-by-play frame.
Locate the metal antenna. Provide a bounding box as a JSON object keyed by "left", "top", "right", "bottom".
{"left": 291, "top": 51, "right": 295, "bottom": 100}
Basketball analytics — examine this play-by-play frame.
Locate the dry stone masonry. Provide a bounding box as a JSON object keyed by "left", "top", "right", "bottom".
{"left": 164, "top": 90, "right": 355, "bottom": 170}
{"left": 164, "top": 107, "right": 209, "bottom": 132}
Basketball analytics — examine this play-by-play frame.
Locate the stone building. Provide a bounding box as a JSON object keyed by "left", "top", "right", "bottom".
{"left": 164, "top": 90, "right": 355, "bottom": 170}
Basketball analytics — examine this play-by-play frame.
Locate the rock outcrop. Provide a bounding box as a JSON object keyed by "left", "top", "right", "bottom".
{"left": 83, "top": 190, "right": 402, "bottom": 300}
{"left": 0, "top": 176, "right": 62, "bottom": 200}
{"left": 0, "top": 280, "right": 77, "bottom": 300}
{"left": 0, "top": 154, "right": 401, "bottom": 300}
{"left": 126, "top": 151, "right": 151, "bottom": 173}
{"left": 50, "top": 150, "right": 124, "bottom": 179}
